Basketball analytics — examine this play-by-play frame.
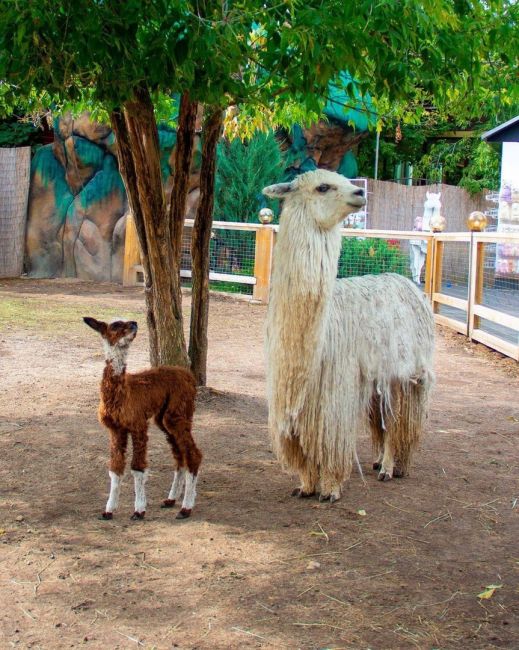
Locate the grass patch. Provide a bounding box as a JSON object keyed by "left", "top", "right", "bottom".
{"left": 0, "top": 296, "right": 144, "bottom": 334}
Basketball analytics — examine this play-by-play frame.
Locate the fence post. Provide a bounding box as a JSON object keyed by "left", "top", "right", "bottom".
{"left": 123, "top": 213, "right": 141, "bottom": 286}
{"left": 431, "top": 238, "right": 444, "bottom": 314}
{"left": 424, "top": 236, "right": 434, "bottom": 299}
{"left": 468, "top": 235, "right": 485, "bottom": 338}
{"left": 253, "top": 225, "right": 274, "bottom": 304}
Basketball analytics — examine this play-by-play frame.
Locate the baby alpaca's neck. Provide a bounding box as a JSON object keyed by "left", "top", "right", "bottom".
{"left": 102, "top": 341, "right": 128, "bottom": 376}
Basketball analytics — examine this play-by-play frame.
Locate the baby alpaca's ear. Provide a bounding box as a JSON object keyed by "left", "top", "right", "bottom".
{"left": 262, "top": 181, "right": 294, "bottom": 198}
{"left": 83, "top": 317, "right": 108, "bottom": 336}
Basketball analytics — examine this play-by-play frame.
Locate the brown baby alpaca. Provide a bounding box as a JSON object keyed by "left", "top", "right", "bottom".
{"left": 84, "top": 317, "right": 202, "bottom": 521}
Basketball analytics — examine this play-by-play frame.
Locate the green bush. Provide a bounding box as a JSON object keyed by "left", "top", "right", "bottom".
{"left": 338, "top": 238, "right": 411, "bottom": 279}
{"left": 0, "top": 119, "right": 39, "bottom": 147}
{"left": 214, "top": 130, "right": 285, "bottom": 224}
{"left": 211, "top": 131, "right": 286, "bottom": 275}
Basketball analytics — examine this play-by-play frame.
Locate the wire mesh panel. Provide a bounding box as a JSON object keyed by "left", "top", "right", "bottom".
{"left": 439, "top": 241, "right": 470, "bottom": 298}
{"left": 338, "top": 234, "right": 413, "bottom": 280}
{"left": 436, "top": 240, "right": 470, "bottom": 327}
{"left": 0, "top": 147, "right": 31, "bottom": 278}
{"left": 180, "top": 223, "right": 256, "bottom": 296}
{"left": 478, "top": 240, "right": 519, "bottom": 343}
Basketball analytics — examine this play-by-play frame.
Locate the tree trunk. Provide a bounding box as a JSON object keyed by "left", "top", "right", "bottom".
{"left": 189, "top": 108, "right": 223, "bottom": 385}
{"left": 111, "top": 85, "right": 189, "bottom": 367}
{"left": 111, "top": 109, "right": 159, "bottom": 363}
{"left": 169, "top": 92, "right": 198, "bottom": 266}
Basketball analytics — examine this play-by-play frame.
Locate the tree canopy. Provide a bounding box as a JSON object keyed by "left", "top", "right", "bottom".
{"left": 1, "top": 0, "right": 517, "bottom": 127}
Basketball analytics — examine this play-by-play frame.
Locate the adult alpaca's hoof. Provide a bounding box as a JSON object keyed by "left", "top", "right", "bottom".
{"left": 161, "top": 499, "right": 176, "bottom": 508}
{"left": 176, "top": 508, "right": 192, "bottom": 519}
{"left": 130, "top": 511, "right": 146, "bottom": 520}
{"left": 318, "top": 492, "right": 341, "bottom": 503}
{"left": 291, "top": 488, "right": 316, "bottom": 498}
{"left": 373, "top": 462, "right": 382, "bottom": 471}
{"left": 378, "top": 471, "right": 392, "bottom": 482}
{"left": 393, "top": 467, "right": 405, "bottom": 479}
{"left": 100, "top": 512, "right": 113, "bottom": 520}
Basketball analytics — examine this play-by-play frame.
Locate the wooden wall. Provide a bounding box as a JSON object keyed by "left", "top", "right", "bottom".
{"left": 0, "top": 147, "right": 31, "bottom": 278}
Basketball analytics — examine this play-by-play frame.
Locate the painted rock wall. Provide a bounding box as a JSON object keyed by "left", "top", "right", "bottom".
{"left": 26, "top": 109, "right": 363, "bottom": 282}
{"left": 26, "top": 114, "right": 128, "bottom": 281}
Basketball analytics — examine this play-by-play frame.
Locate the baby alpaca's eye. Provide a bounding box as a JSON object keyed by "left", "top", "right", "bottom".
{"left": 316, "top": 184, "right": 331, "bottom": 193}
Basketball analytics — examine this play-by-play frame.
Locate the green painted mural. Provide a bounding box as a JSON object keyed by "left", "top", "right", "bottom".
{"left": 26, "top": 83, "right": 370, "bottom": 281}
{"left": 27, "top": 114, "right": 128, "bottom": 281}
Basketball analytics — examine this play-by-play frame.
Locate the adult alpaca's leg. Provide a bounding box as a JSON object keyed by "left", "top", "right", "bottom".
{"left": 377, "top": 385, "right": 409, "bottom": 481}
{"left": 103, "top": 428, "right": 128, "bottom": 519}
{"left": 278, "top": 436, "right": 318, "bottom": 497}
{"left": 369, "top": 393, "right": 385, "bottom": 472}
{"left": 390, "top": 381, "right": 427, "bottom": 478}
{"left": 130, "top": 429, "right": 149, "bottom": 519}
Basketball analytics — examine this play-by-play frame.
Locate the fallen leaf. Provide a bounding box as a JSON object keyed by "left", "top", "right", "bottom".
{"left": 477, "top": 584, "right": 502, "bottom": 599}
{"left": 357, "top": 509, "right": 367, "bottom": 517}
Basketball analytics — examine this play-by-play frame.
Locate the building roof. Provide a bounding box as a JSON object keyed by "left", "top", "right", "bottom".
{"left": 481, "top": 115, "right": 519, "bottom": 143}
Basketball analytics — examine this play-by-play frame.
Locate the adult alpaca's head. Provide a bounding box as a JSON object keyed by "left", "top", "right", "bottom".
{"left": 263, "top": 170, "right": 366, "bottom": 230}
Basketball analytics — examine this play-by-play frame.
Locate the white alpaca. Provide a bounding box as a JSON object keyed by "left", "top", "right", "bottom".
{"left": 409, "top": 191, "right": 441, "bottom": 284}
{"left": 263, "top": 170, "right": 435, "bottom": 502}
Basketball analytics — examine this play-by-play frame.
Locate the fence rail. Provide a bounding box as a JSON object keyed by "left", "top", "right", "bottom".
{"left": 123, "top": 218, "right": 519, "bottom": 361}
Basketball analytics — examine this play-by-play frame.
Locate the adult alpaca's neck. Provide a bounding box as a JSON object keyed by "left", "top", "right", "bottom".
{"left": 267, "top": 200, "right": 342, "bottom": 427}
{"left": 270, "top": 199, "right": 342, "bottom": 324}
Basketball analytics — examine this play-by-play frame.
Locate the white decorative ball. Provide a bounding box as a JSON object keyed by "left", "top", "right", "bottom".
{"left": 258, "top": 208, "right": 274, "bottom": 224}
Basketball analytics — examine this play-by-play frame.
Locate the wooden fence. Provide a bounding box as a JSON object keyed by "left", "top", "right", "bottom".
{"left": 0, "top": 147, "right": 31, "bottom": 278}
{"left": 123, "top": 218, "right": 519, "bottom": 361}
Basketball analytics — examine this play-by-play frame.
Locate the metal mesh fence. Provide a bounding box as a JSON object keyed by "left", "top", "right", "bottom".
{"left": 0, "top": 147, "right": 31, "bottom": 278}
{"left": 180, "top": 224, "right": 256, "bottom": 295}
{"left": 436, "top": 241, "right": 470, "bottom": 326}
{"left": 337, "top": 235, "right": 413, "bottom": 280}
{"left": 479, "top": 240, "right": 519, "bottom": 343}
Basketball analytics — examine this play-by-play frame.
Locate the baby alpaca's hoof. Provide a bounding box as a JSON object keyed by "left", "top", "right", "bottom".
{"left": 329, "top": 493, "right": 341, "bottom": 504}
{"left": 291, "top": 488, "right": 316, "bottom": 498}
{"left": 373, "top": 462, "right": 382, "bottom": 471}
{"left": 100, "top": 512, "right": 113, "bottom": 520}
{"left": 130, "top": 511, "right": 146, "bottom": 520}
{"left": 176, "top": 508, "right": 192, "bottom": 519}
{"left": 161, "top": 499, "right": 176, "bottom": 508}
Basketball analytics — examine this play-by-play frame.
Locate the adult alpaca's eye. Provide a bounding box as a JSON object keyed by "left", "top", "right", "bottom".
{"left": 316, "top": 184, "right": 331, "bottom": 193}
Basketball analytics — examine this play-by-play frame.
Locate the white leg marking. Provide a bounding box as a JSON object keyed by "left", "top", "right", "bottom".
{"left": 181, "top": 472, "right": 199, "bottom": 510}
{"left": 167, "top": 469, "right": 186, "bottom": 502}
{"left": 106, "top": 470, "right": 122, "bottom": 513}
{"left": 132, "top": 469, "right": 149, "bottom": 513}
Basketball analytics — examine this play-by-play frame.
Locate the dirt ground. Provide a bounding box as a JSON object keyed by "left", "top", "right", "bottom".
{"left": 0, "top": 278, "right": 518, "bottom": 650}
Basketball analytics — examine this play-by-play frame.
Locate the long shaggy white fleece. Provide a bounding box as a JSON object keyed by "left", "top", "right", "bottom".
{"left": 263, "top": 170, "right": 434, "bottom": 502}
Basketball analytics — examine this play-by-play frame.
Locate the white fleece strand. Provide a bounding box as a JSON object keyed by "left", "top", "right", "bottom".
{"left": 265, "top": 170, "right": 435, "bottom": 488}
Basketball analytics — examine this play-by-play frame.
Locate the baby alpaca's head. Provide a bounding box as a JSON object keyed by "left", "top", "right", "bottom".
{"left": 83, "top": 317, "right": 138, "bottom": 372}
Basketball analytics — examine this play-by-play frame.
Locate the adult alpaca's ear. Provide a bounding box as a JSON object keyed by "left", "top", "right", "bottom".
{"left": 83, "top": 317, "right": 107, "bottom": 335}
{"left": 262, "top": 182, "right": 294, "bottom": 198}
